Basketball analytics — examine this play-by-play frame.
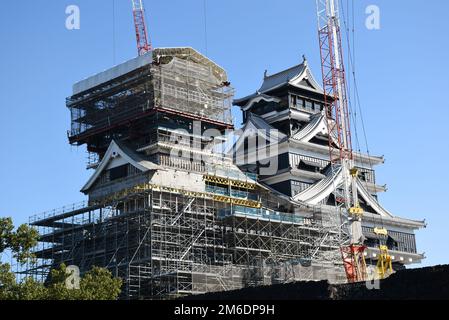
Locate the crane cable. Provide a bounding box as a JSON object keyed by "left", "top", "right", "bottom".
{"left": 113, "top": 0, "right": 117, "bottom": 64}
{"left": 203, "top": 0, "right": 209, "bottom": 57}
{"left": 339, "top": 0, "right": 386, "bottom": 240}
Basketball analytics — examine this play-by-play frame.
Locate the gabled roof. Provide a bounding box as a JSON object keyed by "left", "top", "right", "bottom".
{"left": 81, "top": 140, "right": 162, "bottom": 192}
{"left": 234, "top": 58, "right": 324, "bottom": 106}
{"left": 259, "top": 63, "right": 308, "bottom": 93}
{"left": 293, "top": 166, "right": 344, "bottom": 205}
{"left": 356, "top": 179, "right": 393, "bottom": 218}
{"left": 286, "top": 61, "right": 324, "bottom": 94}
{"left": 293, "top": 166, "right": 394, "bottom": 218}
{"left": 231, "top": 113, "right": 287, "bottom": 154}
{"left": 247, "top": 113, "right": 281, "bottom": 132}
{"left": 292, "top": 112, "right": 326, "bottom": 142}
{"left": 291, "top": 112, "right": 339, "bottom": 145}
{"left": 240, "top": 93, "right": 282, "bottom": 112}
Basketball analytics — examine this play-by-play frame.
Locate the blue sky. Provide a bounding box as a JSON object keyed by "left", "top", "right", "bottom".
{"left": 0, "top": 0, "right": 448, "bottom": 267}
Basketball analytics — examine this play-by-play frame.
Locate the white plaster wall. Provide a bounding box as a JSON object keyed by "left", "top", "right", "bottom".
{"left": 150, "top": 170, "right": 206, "bottom": 193}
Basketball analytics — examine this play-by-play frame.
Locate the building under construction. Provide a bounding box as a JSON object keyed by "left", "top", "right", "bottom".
{"left": 25, "top": 47, "right": 425, "bottom": 299}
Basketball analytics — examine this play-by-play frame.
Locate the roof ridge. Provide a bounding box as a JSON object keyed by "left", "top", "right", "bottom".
{"left": 265, "top": 63, "right": 305, "bottom": 79}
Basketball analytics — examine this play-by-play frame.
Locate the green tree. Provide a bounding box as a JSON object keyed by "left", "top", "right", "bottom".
{"left": 47, "top": 264, "right": 122, "bottom": 300}
{"left": 1, "top": 217, "right": 122, "bottom": 300}
{"left": 0, "top": 217, "right": 38, "bottom": 264}
{"left": 13, "top": 277, "right": 47, "bottom": 300}
{"left": 0, "top": 217, "right": 40, "bottom": 300}
{"left": 79, "top": 266, "right": 122, "bottom": 300}
{"left": 46, "top": 263, "right": 79, "bottom": 300}
{"left": 0, "top": 263, "right": 16, "bottom": 300}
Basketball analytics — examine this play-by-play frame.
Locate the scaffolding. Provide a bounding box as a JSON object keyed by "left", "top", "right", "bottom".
{"left": 67, "top": 48, "right": 233, "bottom": 165}
{"left": 26, "top": 176, "right": 347, "bottom": 299}
{"left": 23, "top": 47, "right": 349, "bottom": 299}
{"left": 152, "top": 48, "right": 233, "bottom": 125}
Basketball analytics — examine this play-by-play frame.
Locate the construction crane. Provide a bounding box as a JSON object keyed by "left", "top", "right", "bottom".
{"left": 315, "top": 0, "right": 367, "bottom": 283}
{"left": 374, "top": 227, "right": 393, "bottom": 279}
{"left": 131, "top": 0, "right": 152, "bottom": 56}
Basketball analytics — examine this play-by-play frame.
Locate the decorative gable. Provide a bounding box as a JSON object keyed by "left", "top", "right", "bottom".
{"left": 241, "top": 94, "right": 281, "bottom": 112}
{"left": 232, "top": 114, "right": 287, "bottom": 157}
{"left": 81, "top": 140, "right": 161, "bottom": 192}
{"left": 288, "top": 62, "right": 324, "bottom": 94}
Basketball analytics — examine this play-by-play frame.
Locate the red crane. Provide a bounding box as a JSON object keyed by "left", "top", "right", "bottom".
{"left": 131, "top": 0, "right": 152, "bottom": 56}
{"left": 316, "top": 0, "right": 367, "bottom": 283}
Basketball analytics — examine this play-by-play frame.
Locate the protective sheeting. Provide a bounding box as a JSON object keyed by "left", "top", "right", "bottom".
{"left": 73, "top": 52, "right": 153, "bottom": 95}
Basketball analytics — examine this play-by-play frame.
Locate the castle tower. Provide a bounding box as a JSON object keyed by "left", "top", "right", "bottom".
{"left": 233, "top": 57, "right": 425, "bottom": 271}
{"left": 27, "top": 51, "right": 425, "bottom": 299}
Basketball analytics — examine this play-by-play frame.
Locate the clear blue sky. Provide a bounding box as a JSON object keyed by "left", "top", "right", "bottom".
{"left": 0, "top": 0, "right": 447, "bottom": 267}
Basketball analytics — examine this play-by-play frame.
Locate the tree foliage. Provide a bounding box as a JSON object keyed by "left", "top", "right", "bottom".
{"left": 0, "top": 263, "right": 16, "bottom": 300}
{"left": 0, "top": 217, "right": 122, "bottom": 300}
{"left": 1, "top": 217, "right": 40, "bottom": 300}
{"left": 0, "top": 217, "right": 38, "bottom": 264}
{"left": 46, "top": 264, "right": 123, "bottom": 300}
{"left": 79, "top": 266, "right": 123, "bottom": 300}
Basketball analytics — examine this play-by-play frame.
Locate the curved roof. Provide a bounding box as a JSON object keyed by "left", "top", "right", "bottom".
{"left": 234, "top": 59, "right": 324, "bottom": 106}
{"left": 293, "top": 166, "right": 395, "bottom": 218}
{"left": 81, "top": 140, "right": 162, "bottom": 192}
{"left": 292, "top": 112, "right": 339, "bottom": 146}
{"left": 259, "top": 63, "right": 307, "bottom": 92}
{"left": 293, "top": 166, "right": 344, "bottom": 204}
{"left": 293, "top": 112, "right": 326, "bottom": 142}
{"left": 241, "top": 94, "right": 282, "bottom": 111}
{"left": 231, "top": 113, "right": 288, "bottom": 154}
{"left": 356, "top": 179, "right": 393, "bottom": 218}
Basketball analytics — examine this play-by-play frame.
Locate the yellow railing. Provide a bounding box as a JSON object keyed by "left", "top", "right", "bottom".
{"left": 204, "top": 175, "right": 257, "bottom": 190}
{"left": 93, "top": 182, "right": 262, "bottom": 209}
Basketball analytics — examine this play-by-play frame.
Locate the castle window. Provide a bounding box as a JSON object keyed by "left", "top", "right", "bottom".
{"left": 305, "top": 101, "right": 313, "bottom": 112}
{"left": 290, "top": 95, "right": 297, "bottom": 107}
{"left": 109, "top": 165, "right": 128, "bottom": 181}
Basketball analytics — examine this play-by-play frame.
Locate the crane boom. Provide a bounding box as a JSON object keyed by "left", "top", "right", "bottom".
{"left": 316, "top": 0, "right": 367, "bottom": 283}
{"left": 132, "top": 0, "right": 152, "bottom": 56}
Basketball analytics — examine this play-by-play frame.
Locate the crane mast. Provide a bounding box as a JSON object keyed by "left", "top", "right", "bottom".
{"left": 131, "top": 0, "right": 152, "bottom": 56}
{"left": 316, "top": 0, "right": 367, "bottom": 282}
